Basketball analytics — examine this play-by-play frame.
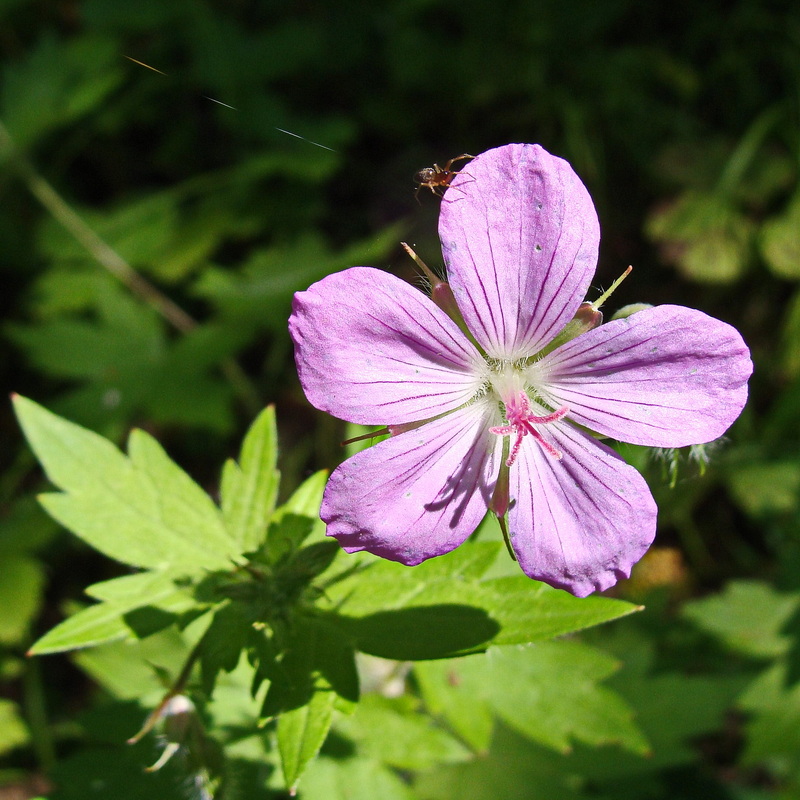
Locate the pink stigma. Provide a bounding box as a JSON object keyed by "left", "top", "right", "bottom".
{"left": 489, "top": 391, "right": 568, "bottom": 466}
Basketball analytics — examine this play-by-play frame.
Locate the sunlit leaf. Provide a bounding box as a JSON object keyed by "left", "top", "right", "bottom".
{"left": 30, "top": 572, "right": 199, "bottom": 655}
{"left": 439, "top": 642, "right": 649, "bottom": 755}
{"left": 300, "top": 755, "right": 416, "bottom": 800}
{"left": 14, "top": 396, "right": 241, "bottom": 571}
{"left": 334, "top": 694, "right": 471, "bottom": 771}
{"left": 278, "top": 688, "right": 337, "bottom": 791}
{"left": 321, "top": 543, "right": 639, "bottom": 660}
{"left": 220, "top": 406, "right": 280, "bottom": 552}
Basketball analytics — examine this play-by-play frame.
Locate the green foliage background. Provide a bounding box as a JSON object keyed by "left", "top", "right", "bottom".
{"left": 1, "top": 0, "right": 799, "bottom": 798}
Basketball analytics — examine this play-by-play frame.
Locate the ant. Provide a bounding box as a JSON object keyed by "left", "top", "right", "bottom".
{"left": 414, "top": 154, "right": 474, "bottom": 200}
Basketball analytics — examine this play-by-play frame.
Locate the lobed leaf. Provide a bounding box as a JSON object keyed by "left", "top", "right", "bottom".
{"left": 30, "top": 572, "right": 199, "bottom": 655}
{"left": 414, "top": 660, "right": 494, "bottom": 752}
{"left": 470, "top": 643, "right": 650, "bottom": 755}
{"left": 414, "top": 642, "right": 649, "bottom": 758}
{"left": 320, "top": 543, "right": 640, "bottom": 660}
{"left": 264, "top": 615, "right": 359, "bottom": 789}
{"left": 14, "top": 396, "right": 241, "bottom": 572}
{"left": 300, "top": 756, "right": 416, "bottom": 800}
{"left": 683, "top": 580, "right": 800, "bottom": 659}
{"left": 334, "top": 694, "right": 471, "bottom": 771}
{"left": 278, "top": 688, "right": 337, "bottom": 791}
{"left": 220, "top": 405, "right": 280, "bottom": 552}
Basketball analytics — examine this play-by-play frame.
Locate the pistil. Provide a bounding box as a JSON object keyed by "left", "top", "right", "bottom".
{"left": 489, "top": 390, "right": 568, "bottom": 466}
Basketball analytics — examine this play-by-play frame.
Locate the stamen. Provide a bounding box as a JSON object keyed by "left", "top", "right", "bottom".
{"left": 489, "top": 391, "right": 568, "bottom": 466}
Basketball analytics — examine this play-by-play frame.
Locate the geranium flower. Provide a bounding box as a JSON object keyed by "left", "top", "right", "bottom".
{"left": 289, "top": 143, "right": 752, "bottom": 596}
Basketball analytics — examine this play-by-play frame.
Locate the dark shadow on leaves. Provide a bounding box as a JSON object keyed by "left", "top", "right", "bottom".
{"left": 337, "top": 604, "right": 499, "bottom": 660}
{"left": 122, "top": 606, "right": 178, "bottom": 638}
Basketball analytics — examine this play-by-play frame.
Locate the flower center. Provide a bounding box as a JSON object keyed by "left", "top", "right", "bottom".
{"left": 489, "top": 391, "right": 568, "bottom": 466}
{"left": 487, "top": 366, "right": 568, "bottom": 466}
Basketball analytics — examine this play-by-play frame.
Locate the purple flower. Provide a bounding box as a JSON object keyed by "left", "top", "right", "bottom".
{"left": 289, "top": 144, "right": 752, "bottom": 597}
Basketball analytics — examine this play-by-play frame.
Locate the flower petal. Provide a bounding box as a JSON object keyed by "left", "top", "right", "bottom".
{"left": 535, "top": 305, "right": 753, "bottom": 447}
{"left": 322, "top": 402, "right": 503, "bottom": 565}
{"left": 290, "top": 267, "right": 487, "bottom": 425}
{"left": 439, "top": 143, "right": 599, "bottom": 360}
{"left": 507, "top": 422, "right": 657, "bottom": 597}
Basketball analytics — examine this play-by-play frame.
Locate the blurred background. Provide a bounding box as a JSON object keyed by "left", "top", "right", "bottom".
{"left": 1, "top": 0, "right": 799, "bottom": 798}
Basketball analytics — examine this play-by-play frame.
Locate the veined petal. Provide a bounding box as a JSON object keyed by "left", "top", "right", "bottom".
{"left": 508, "top": 422, "right": 657, "bottom": 597}
{"left": 290, "top": 267, "right": 487, "bottom": 425}
{"left": 534, "top": 305, "right": 753, "bottom": 447}
{"left": 439, "top": 144, "right": 599, "bottom": 360}
{"left": 322, "top": 402, "right": 503, "bottom": 565}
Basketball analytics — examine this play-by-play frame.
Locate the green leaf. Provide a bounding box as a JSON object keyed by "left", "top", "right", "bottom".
{"left": 321, "top": 543, "right": 506, "bottom": 619}
{"left": 0, "top": 555, "right": 45, "bottom": 645}
{"left": 587, "top": 623, "right": 748, "bottom": 773}
{"left": 472, "top": 576, "right": 642, "bottom": 647}
{"left": 2, "top": 34, "right": 123, "bottom": 147}
{"left": 334, "top": 694, "right": 471, "bottom": 771}
{"left": 199, "top": 602, "right": 254, "bottom": 694}
{"left": 261, "top": 615, "right": 359, "bottom": 719}
{"left": 423, "top": 642, "right": 648, "bottom": 756}
{"left": 220, "top": 406, "right": 280, "bottom": 552}
{"left": 414, "top": 660, "right": 494, "bottom": 752}
{"left": 263, "top": 470, "right": 328, "bottom": 562}
{"left": 278, "top": 687, "right": 337, "bottom": 791}
{"left": 37, "top": 191, "right": 177, "bottom": 272}
{"left": 280, "top": 470, "right": 329, "bottom": 519}
{"left": 261, "top": 615, "right": 358, "bottom": 789}
{"left": 30, "top": 572, "right": 199, "bottom": 655}
{"left": 6, "top": 289, "right": 164, "bottom": 382}
{"left": 645, "top": 190, "right": 753, "bottom": 283}
{"left": 84, "top": 570, "right": 184, "bottom": 602}
{"left": 300, "top": 756, "right": 416, "bottom": 800}
{"left": 474, "top": 643, "right": 649, "bottom": 755}
{"left": 194, "top": 226, "right": 405, "bottom": 331}
{"left": 329, "top": 604, "right": 500, "bottom": 661}
{"left": 726, "top": 461, "right": 800, "bottom": 517}
{"left": 0, "top": 699, "right": 30, "bottom": 756}
{"left": 72, "top": 621, "right": 205, "bottom": 700}
{"left": 683, "top": 581, "right": 800, "bottom": 659}
{"left": 760, "top": 193, "right": 800, "bottom": 280}
{"left": 414, "top": 723, "right": 584, "bottom": 800}
{"left": 14, "top": 396, "right": 241, "bottom": 572}
{"left": 321, "top": 543, "right": 639, "bottom": 660}
{"left": 738, "top": 662, "right": 800, "bottom": 771}
{"left": 7, "top": 283, "right": 243, "bottom": 432}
